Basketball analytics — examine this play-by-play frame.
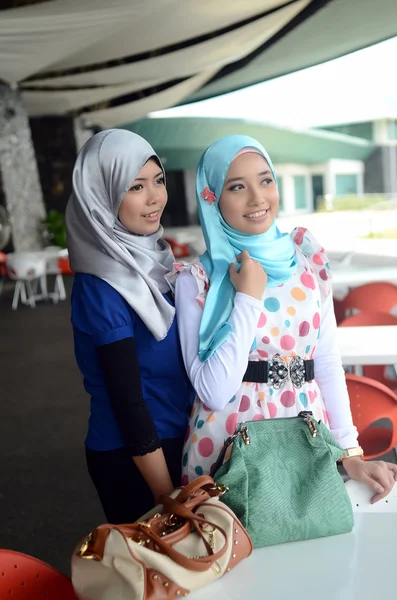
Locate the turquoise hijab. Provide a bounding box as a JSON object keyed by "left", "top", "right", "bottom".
{"left": 197, "top": 135, "right": 297, "bottom": 362}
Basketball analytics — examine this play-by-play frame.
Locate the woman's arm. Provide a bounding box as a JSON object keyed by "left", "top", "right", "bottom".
{"left": 97, "top": 337, "right": 174, "bottom": 500}
{"left": 175, "top": 271, "right": 263, "bottom": 410}
{"left": 314, "top": 294, "right": 359, "bottom": 448}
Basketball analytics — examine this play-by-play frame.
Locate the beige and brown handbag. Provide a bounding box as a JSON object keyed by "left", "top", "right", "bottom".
{"left": 72, "top": 476, "right": 252, "bottom": 599}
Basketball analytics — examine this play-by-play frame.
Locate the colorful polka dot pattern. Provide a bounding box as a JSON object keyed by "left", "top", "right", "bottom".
{"left": 180, "top": 227, "right": 332, "bottom": 482}
{"left": 280, "top": 335, "right": 295, "bottom": 350}
{"left": 198, "top": 437, "right": 214, "bottom": 457}
{"left": 291, "top": 287, "right": 306, "bottom": 302}
{"left": 264, "top": 297, "right": 281, "bottom": 312}
{"left": 299, "top": 392, "right": 308, "bottom": 408}
{"left": 258, "top": 313, "right": 267, "bottom": 327}
{"left": 299, "top": 321, "right": 310, "bottom": 337}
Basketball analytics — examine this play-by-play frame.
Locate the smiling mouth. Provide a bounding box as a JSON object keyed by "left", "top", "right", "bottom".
{"left": 142, "top": 210, "right": 160, "bottom": 218}
{"left": 244, "top": 209, "right": 269, "bottom": 219}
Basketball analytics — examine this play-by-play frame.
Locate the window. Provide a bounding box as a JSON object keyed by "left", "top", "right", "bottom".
{"left": 335, "top": 174, "right": 358, "bottom": 196}
{"left": 277, "top": 176, "right": 284, "bottom": 211}
{"left": 320, "top": 122, "right": 373, "bottom": 141}
{"left": 311, "top": 175, "right": 324, "bottom": 211}
{"left": 388, "top": 119, "right": 397, "bottom": 141}
{"left": 293, "top": 176, "right": 307, "bottom": 209}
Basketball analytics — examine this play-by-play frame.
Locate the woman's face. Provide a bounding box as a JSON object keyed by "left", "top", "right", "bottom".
{"left": 118, "top": 158, "right": 167, "bottom": 235}
{"left": 219, "top": 152, "right": 279, "bottom": 234}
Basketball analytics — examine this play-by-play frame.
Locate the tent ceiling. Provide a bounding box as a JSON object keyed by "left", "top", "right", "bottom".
{"left": 0, "top": 0, "right": 396, "bottom": 127}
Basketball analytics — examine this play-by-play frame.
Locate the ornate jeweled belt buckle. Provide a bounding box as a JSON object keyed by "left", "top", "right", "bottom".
{"left": 289, "top": 355, "right": 306, "bottom": 389}
{"left": 267, "top": 354, "right": 306, "bottom": 389}
{"left": 267, "top": 355, "right": 289, "bottom": 389}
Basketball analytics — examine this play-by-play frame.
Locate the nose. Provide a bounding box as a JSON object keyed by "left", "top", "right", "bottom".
{"left": 247, "top": 186, "right": 267, "bottom": 208}
{"left": 147, "top": 184, "right": 159, "bottom": 205}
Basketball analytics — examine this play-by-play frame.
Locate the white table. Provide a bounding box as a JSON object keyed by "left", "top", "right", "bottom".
{"left": 336, "top": 325, "right": 397, "bottom": 366}
{"left": 332, "top": 265, "right": 397, "bottom": 289}
{"left": 190, "top": 513, "right": 397, "bottom": 600}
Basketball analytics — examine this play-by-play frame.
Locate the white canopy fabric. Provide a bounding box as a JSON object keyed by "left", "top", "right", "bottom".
{"left": 0, "top": 0, "right": 295, "bottom": 82}
{"left": 23, "top": 3, "right": 305, "bottom": 90}
{"left": 79, "top": 70, "right": 218, "bottom": 129}
{"left": 0, "top": 0, "right": 396, "bottom": 127}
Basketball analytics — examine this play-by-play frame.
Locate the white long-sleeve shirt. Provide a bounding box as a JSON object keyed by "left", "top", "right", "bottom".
{"left": 175, "top": 270, "right": 358, "bottom": 449}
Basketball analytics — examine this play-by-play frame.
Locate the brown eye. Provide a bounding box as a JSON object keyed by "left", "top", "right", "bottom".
{"left": 228, "top": 184, "right": 244, "bottom": 192}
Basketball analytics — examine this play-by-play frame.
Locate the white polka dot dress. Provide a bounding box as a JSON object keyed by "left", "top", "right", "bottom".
{"left": 176, "top": 228, "right": 332, "bottom": 484}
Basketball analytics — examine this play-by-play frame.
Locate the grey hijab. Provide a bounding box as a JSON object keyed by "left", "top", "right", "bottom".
{"left": 66, "top": 129, "right": 175, "bottom": 341}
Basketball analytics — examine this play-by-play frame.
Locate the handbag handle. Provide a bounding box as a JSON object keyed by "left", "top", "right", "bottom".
{"left": 157, "top": 494, "right": 228, "bottom": 561}
{"left": 136, "top": 518, "right": 228, "bottom": 572}
{"left": 78, "top": 477, "right": 229, "bottom": 572}
{"left": 82, "top": 511, "right": 228, "bottom": 572}
{"left": 176, "top": 475, "right": 215, "bottom": 503}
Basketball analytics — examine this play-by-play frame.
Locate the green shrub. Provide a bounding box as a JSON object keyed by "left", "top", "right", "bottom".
{"left": 42, "top": 210, "right": 67, "bottom": 248}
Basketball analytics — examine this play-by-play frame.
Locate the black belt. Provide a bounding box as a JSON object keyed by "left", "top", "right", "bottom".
{"left": 243, "top": 355, "right": 314, "bottom": 389}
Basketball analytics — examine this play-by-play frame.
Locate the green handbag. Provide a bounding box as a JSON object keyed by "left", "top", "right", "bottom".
{"left": 212, "top": 411, "right": 354, "bottom": 548}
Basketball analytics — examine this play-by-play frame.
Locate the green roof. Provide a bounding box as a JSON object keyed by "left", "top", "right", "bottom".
{"left": 122, "top": 117, "right": 374, "bottom": 170}
{"left": 187, "top": 1, "right": 397, "bottom": 104}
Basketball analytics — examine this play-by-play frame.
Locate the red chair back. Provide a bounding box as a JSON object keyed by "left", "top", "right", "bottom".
{"left": 164, "top": 237, "right": 190, "bottom": 259}
{"left": 333, "top": 297, "right": 346, "bottom": 325}
{"left": 0, "top": 251, "right": 7, "bottom": 277}
{"left": 346, "top": 374, "right": 397, "bottom": 459}
{"left": 58, "top": 256, "right": 73, "bottom": 275}
{"left": 339, "top": 311, "right": 397, "bottom": 327}
{"left": 342, "top": 282, "right": 397, "bottom": 314}
{"left": 0, "top": 550, "right": 78, "bottom": 599}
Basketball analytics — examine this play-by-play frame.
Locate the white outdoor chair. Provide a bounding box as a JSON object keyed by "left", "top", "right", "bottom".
{"left": 6, "top": 252, "right": 47, "bottom": 310}
{"left": 346, "top": 478, "right": 397, "bottom": 513}
{"left": 39, "top": 246, "right": 67, "bottom": 303}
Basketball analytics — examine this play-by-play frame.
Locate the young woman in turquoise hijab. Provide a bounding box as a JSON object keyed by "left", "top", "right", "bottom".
{"left": 170, "top": 134, "right": 397, "bottom": 502}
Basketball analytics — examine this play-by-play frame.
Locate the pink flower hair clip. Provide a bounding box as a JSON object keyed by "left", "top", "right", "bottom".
{"left": 200, "top": 187, "right": 217, "bottom": 205}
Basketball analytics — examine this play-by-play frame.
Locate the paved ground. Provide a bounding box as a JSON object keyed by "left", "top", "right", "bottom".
{"left": 0, "top": 276, "right": 104, "bottom": 574}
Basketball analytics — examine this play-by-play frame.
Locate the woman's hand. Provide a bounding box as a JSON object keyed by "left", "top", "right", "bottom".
{"left": 229, "top": 250, "right": 268, "bottom": 301}
{"left": 133, "top": 449, "right": 175, "bottom": 504}
{"left": 343, "top": 457, "right": 397, "bottom": 503}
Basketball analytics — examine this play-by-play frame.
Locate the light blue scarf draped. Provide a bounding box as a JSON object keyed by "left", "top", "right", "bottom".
{"left": 196, "top": 135, "right": 297, "bottom": 362}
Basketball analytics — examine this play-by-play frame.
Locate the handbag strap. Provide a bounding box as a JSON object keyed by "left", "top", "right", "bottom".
{"left": 137, "top": 517, "right": 228, "bottom": 572}
{"left": 176, "top": 475, "right": 215, "bottom": 503}
{"left": 78, "top": 476, "right": 230, "bottom": 572}
{"left": 81, "top": 510, "right": 228, "bottom": 572}
{"left": 159, "top": 494, "right": 228, "bottom": 557}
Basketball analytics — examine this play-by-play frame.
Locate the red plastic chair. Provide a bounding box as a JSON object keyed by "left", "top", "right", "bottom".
{"left": 0, "top": 252, "right": 7, "bottom": 298}
{"left": 58, "top": 256, "right": 74, "bottom": 275}
{"left": 342, "top": 282, "right": 397, "bottom": 315}
{"left": 0, "top": 550, "right": 78, "bottom": 599}
{"left": 164, "top": 237, "right": 190, "bottom": 259}
{"left": 333, "top": 297, "right": 346, "bottom": 325}
{"left": 0, "top": 251, "right": 7, "bottom": 276}
{"left": 346, "top": 374, "right": 397, "bottom": 460}
{"left": 339, "top": 311, "right": 397, "bottom": 391}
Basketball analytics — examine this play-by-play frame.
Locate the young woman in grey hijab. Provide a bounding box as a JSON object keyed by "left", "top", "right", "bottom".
{"left": 66, "top": 129, "right": 195, "bottom": 523}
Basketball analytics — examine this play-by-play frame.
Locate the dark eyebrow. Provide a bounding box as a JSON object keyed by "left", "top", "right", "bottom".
{"left": 133, "top": 170, "right": 163, "bottom": 182}
{"left": 225, "top": 170, "right": 272, "bottom": 185}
